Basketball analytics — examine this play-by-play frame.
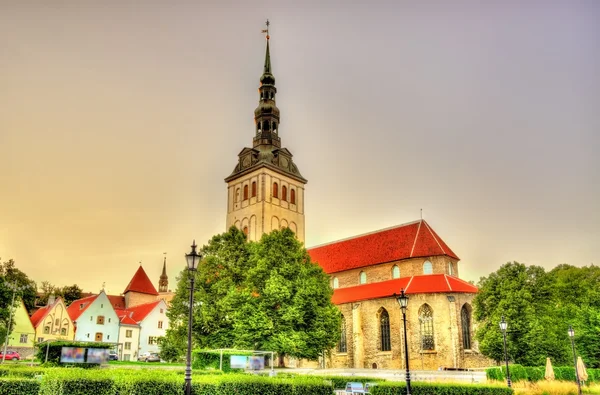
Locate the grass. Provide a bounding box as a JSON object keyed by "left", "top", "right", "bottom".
{"left": 491, "top": 380, "right": 600, "bottom": 395}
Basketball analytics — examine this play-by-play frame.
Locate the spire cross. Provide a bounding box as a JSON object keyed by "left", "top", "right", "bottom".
{"left": 262, "top": 19, "right": 270, "bottom": 40}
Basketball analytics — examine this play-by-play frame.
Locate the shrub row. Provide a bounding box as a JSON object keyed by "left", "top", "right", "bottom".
{"left": 317, "top": 375, "right": 386, "bottom": 389}
{"left": 371, "top": 382, "right": 513, "bottom": 395}
{"left": 486, "top": 364, "right": 600, "bottom": 383}
{"left": 0, "top": 378, "right": 41, "bottom": 395}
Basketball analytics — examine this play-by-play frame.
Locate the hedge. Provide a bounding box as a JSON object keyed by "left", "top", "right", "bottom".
{"left": 486, "top": 364, "right": 600, "bottom": 383}
{"left": 0, "top": 366, "right": 49, "bottom": 378}
{"left": 35, "top": 340, "right": 114, "bottom": 367}
{"left": 371, "top": 382, "right": 513, "bottom": 395}
{"left": 0, "top": 378, "right": 41, "bottom": 395}
{"left": 192, "top": 349, "right": 254, "bottom": 372}
{"left": 318, "top": 375, "right": 386, "bottom": 389}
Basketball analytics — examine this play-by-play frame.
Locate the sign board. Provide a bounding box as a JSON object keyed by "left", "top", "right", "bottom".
{"left": 230, "top": 355, "right": 248, "bottom": 369}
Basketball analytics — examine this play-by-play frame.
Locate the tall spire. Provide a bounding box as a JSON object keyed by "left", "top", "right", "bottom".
{"left": 159, "top": 254, "right": 168, "bottom": 293}
{"left": 263, "top": 19, "right": 272, "bottom": 75}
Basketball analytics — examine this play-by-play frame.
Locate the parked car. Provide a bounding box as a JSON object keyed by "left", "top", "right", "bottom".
{"left": 0, "top": 351, "right": 21, "bottom": 361}
{"left": 138, "top": 352, "right": 161, "bottom": 362}
{"left": 108, "top": 352, "right": 119, "bottom": 361}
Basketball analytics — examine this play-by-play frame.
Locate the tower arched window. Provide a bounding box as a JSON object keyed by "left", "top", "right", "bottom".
{"left": 423, "top": 260, "right": 433, "bottom": 274}
{"left": 282, "top": 186, "right": 287, "bottom": 201}
{"left": 392, "top": 265, "right": 400, "bottom": 279}
{"left": 235, "top": 188, "right": 240, "bottom": 203}
{"left": 273, "top": 182, "right": 279, "bottom": 198}
{"left": 419, "top": 304, "right": 435, "bottom": 350}
{"left": 263, "top": 120, "right": 270, "bottom": 131}
{"left": 379, "top": 308, "right": 391, "bottom": 351}
{"left": 290, "top": 189, "right": 296, "bottom": 204}
{"left": 461, "top": 304, "right": 472, "bottom": 349}
{"left": 272, "top": 121, "right": 277, "bottom": 132}
{"left": 332, "top": 277, "right": 339, "bottom": 289}
{"left": 243, "top": 185, "right": 248, "bottom": 200}
{"left": 243, "top": 226, "right": 249, "bottom": 238}
{"left": 251, "top": 181, "right": 257, "bottom": 197}
{"left": 338, "top": 315, "right": 347, "bottom": 353}
{"left": 448, "top": 262, "right": 454, "bottom": 276}
{"left": 359, "top": 271, "right": 367, "bottom": 284}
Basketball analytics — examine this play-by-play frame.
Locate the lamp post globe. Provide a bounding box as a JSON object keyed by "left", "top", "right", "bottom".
{"left": 395, "top": 289, "right": 411, "bottom": 395}
{"left": 499, "top": 316, "right": 511, "bottom": 388}
{"left": 568, "top": 325, "right": 582, "bottom": 395}
{"left": 184, "top": 240, "right": 202, "bottom": 395}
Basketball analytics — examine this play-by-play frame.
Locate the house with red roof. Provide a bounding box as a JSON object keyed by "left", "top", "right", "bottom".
{"left": 124, "top": 299, "right": 169, "bottom": 357}
{"left": 67, "top": 290, "right": 120, "bottom": 344}
{"left": 30, "top": 295, "right": 74, "bottom": 343}
{"left": 307, "top": 219, "right": 488, "bottom": 370}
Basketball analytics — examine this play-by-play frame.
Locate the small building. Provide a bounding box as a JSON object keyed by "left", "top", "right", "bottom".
{"left": 5, "top": 299, "right": 36, "bottom": 358}
{"left": 114, "top": 309, "right": 141, "bottom": 361}
{"left": 29, "top": 296, "right": 74, "bottom": 343}
{"left": 67, "top": 290, "right": 120, "bottom": 343}
{"left": 126, "top": 299, "right": 169, "bottom": 357}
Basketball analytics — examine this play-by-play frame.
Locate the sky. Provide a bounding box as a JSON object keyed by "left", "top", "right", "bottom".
{"left": 1, "top": 1, "right": 598, "bottom": 294}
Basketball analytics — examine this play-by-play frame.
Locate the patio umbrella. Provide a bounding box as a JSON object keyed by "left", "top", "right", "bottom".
{"left": 577, "top": 356, "right": 588, "bottom": 383}
{"left": 544, "top": 357, "right": 555, "bottom": 381}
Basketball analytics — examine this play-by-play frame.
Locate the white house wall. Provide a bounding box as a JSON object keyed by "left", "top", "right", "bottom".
{"left": 137, "top": 300, "right": 169, "bottom": 356}
{"left": 118, "top": 324, "right": 140, "bottom": 361}
{"left": 73, "top": 292, "right": 120, "bottom": 344}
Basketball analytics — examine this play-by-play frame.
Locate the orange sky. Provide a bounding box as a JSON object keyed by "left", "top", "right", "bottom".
{"left": 1, "top": 1, "right": 598, "bottom": 294}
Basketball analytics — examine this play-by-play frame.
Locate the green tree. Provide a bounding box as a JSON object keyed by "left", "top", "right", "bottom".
{"left": 473, "top": 262, "right": 569, "bottom": 366}
{"left": 164, "top": 227, "right": 341, "bottom": 365}
{"left": 0, "top": 258, "right": 37, "bottom": 344}
{"left": 58, "top": 284, "right": 83, "bottom": 306}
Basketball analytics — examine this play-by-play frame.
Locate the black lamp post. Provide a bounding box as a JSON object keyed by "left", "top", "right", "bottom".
{"left": 568, "top": 325, "right": 583, "bottom": 395}
{"left": 184, "top": 240, "right": 201, "bottom": 395}
{"left": 499, "top": 316, "right": 511, "bottom": 388}
{"left": 396, "top": 289, "right": 411, "bottom": 395}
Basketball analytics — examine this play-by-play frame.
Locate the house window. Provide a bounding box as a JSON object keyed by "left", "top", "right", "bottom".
{"left": 95, "top": 332, "right": 103, "bottom": 342}
{"left": 37, "top": 337, "right": 44, "bottom": 343}
{"left": 379, "top": 309, "right": 391, "bottom": 351}
{"left": 282, "top": 185, "right": 287, "bottom": 201}
{"left": 79, "top": 304, "right": 84, "bottom": 309}
{"left": 19, "top": 334, "right": 28, "bottom": 343}
{"left": 252, "top": 181, "right": 257, "bottom": 197}
{"left": 43, "top": 326, "right": 50, "bottom": 334}
{"left": 97, "top": 316, "right": 105, "bottom": 325}
{"left": 60, "top": 328, "right": 67, "bottom": 336}
{"left": 126, "top": 330, "right": 132, "bottom": 338}
{"left": 338, "top": 315, "right": 347, "bottom": 353}
{"left": 332, "top": 277, "right": 339, "bottom": 289}
{"left": 290, "top": 189, "right": 296, "bottom": 204}
{"left": 160, "top": 309, "right": 164, "bottom": 314}
{"left": 273, "top": 182, "right": 279, "bottom": 198}
{"left": 124, "top": 354, "right": 131, "bottom": 361}
{"left": 55, "top": 319, "right": 59, "bottom": 326}
{"left": 423, "top": 260, "right": 433, "bottom": 274}
{"left": 108, "top": 318, "right": 111, "bottom": 323}
{"left": 243, "top": 226, "right": 248, "bottom": 237}
{"left": 392, "top": 265, "right": 400, "bottom": 279}
{"left": 461, "top": 304, "right": 472, "bottom": 350}
{"left": 158, "top": 321, "right": 163, "bottom": 329}
{"left": 148, "top": 336, "right": 158, "bottom": 345}
{"left": 90, "top": 316, "right": 93, "bottom": 321}
{"left": 101, "top": 304, "right": 103, "bottom": 308}
{"left": 86, "top": 333, "right": 90, "bottom": 338}
{"left": 235, "top": 188, "right": 240, "bottom": 202}
{"left": 359, "top": 271, "right": 367, "bottom": 284}
{"left": 243, "top": 185, "right": 248, "bottom": 200}
{"left": 419, "top": 304, "right": 435, "bottom": 350}
{"left": 448, "top": 262, "right": 454, "bottom": 276}
{"left": 125, "top": 342, "right": 131, "bottom": 350}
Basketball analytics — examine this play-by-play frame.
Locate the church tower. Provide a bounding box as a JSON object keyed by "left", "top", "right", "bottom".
{"left": 158, "top": 256, "right": 168, "bottom": 293}
{"left": 225, "top": 22, "right": 307, "bottom": 242}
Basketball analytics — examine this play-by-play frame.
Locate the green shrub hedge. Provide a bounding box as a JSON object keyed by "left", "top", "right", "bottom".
{"left": 486, "top": 364, "right": 600, "bottom": 383}
{"left": 371, "top": 382, "right": 513, "bottom": 395}
{"left": 0, "top": 378, "right": 41, "bottom": 395}
{"left": 0, "top": 366, "right": 49, "bottom": 378}
{"left": 318, "top": 375, "right": 385, "bottom": 389}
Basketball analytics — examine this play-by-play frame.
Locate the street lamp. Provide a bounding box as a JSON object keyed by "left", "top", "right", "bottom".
{"left": 184, "top": 240, "right": 202, "bottom": 395}
{"left": 396, "top": 289, "right": 411, "bottom": 395}
{"left": 568, "top": 325, "right": 583, "bottom": 395}
{"left": 499, "top": 316, "right": 511, "bottom": 388}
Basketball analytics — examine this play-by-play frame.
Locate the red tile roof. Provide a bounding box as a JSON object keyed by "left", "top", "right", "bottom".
{"left": 29, "top": 298, "right": 63, "bottom": 327}
{"left": 331, "top": 274, "right": 477, "bottom": 305}
{"left": 115, "top": 309, "right": 140, "bottom": 326}
{"left": 107, "top": 295, "right": 126, "bottom": 310}
{"left": 125, "top": 301, "right": 161, "bottom": 323}
{"left": 308, "top": 220, "right": 459, "bottom": 274}
{"left": 123, "top": 266, "right": 159, "bottom": 296}
{"left": 66, "top": 294, "right": 98, "bottom": 322}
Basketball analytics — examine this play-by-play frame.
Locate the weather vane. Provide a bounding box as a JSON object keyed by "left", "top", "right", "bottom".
{"left": 262, "top": 19, "right": 270, "bottom": 40}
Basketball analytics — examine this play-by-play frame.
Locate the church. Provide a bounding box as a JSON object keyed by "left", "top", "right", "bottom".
{"left": 225, "top": 26, "right": 489, "bottom": 370}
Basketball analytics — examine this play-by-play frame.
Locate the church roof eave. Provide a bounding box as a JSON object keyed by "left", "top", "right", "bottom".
{"left": 224, "top": 161, "right": 307, "bottom": 184}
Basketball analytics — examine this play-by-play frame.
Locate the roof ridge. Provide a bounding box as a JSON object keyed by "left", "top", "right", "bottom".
{"left": 308, "top": 219, "right": 422, "bottom": 250}
{"left": 410, "top": 220, "right": 423, "bottom": 257}
{"left": 405, "top": 276, "right": 415, "bottom": 292}
{"left": 423, "top": 220, "right": 447, "bottom": 255}
{"left": 444, "top": 274, "right": 452, "bottom": 291}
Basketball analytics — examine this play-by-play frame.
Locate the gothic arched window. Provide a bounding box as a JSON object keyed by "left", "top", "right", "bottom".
{"left": 392, "top": 265, "right": 400, "bottom": 279}
{"left": 243, "top": 185, "right": 248, "bottom": 200}
{"left": 461, "top": 304, "right": 472, "bottom": 349}
{"left": 359, "top": 271, "right": 367, "bottom": 284}
{"left": 282, "top": 186, "right": 287, "bottom": 201}
{"left": 273, "top": 182, "right": 279, "bottom": 198}
{"left": 338, "top": 315, "right": 347, "bottom": 353}
{"left": 423, "top": 260, "right": 433, "bottom": 274}
{"left": 243, "top": 226, "right": 249, "bottom": 238}
{"left": 379, "top": 309, "right": 391, "bottom": 351}
{"left": 419, "top": 304, "right": 435, "bottom": 350}
{"left": 251, "top": 181, "right": 257, "bottom": 197}
{"left": 290, "top": 189, "right": 296, "bottom": 204}
{"left": 332, "top": 277, "right": 339, "bottom": 289}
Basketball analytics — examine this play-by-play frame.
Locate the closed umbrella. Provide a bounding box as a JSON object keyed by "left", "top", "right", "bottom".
{"left": 577, "top": 356, "right": 588, "bottom": 384}
{"left": 544, "top": 357, "right": 555, "bottom": 381}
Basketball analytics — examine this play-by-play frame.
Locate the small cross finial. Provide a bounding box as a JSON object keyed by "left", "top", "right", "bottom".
{"left": 420, "top": 208, "right": 423, "bottom": 220}
{"left": 262, "top": 19, "right": 270, "bottom": 40}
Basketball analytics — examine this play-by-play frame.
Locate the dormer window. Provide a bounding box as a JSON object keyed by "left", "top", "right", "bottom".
{"left": 79, "top": 304, "right": 84, "bottom": 310}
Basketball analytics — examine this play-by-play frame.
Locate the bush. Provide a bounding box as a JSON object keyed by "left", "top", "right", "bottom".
{"left": 371, "top": 382, "right": 513, "bottom": 395}
{"left": 0, "top": 366, "right": 48, "bottom": 378}
{"left": 192, "top": 349, "right": 253, "bottom": 372}
{"left": 319, "top": 375, "right": 385, "bottom": 389}
{"left": 39, "top": 369, "right": 116, "bottom": 395}
{"left": 0, "top": 378, "right": 41, "bottom": 395}
{"left": 486, "top": 364, "right": 600, "bottom": 383}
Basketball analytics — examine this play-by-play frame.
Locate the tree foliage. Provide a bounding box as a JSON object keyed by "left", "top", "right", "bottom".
{"left": 474, "top": 262, "right": 600, "bottom": 367}
{"left": 37, "top": 282, "right": 83, "bottom": 306}
{"left": 164, "top": 227, "right": 341, "bottom": 363}
{"left": 0, "top": 258, "right": 37, "bottom": 344}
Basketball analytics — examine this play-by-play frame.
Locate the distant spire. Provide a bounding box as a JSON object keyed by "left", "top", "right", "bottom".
{"left": 159, "top": 253, "right": 169, "bottom": 293}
